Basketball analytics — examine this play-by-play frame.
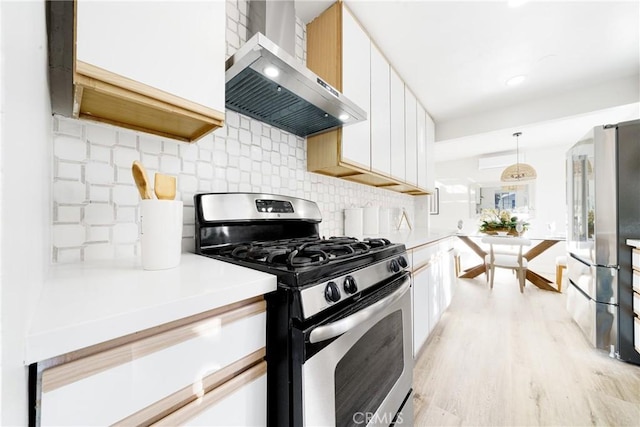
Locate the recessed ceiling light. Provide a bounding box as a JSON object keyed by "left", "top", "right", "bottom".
{"left": 506, "top": 75, "right": 526, "bottom": 87}
{"left": 339, "top": 113, "right": 350, "bottom": 122}
{"left": 264, "top": 66, "right": 279, "bottom": 78}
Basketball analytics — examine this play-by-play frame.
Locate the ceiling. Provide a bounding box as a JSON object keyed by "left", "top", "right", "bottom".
{"left": 295, "top": 0, "right": 640, "bottom": 162}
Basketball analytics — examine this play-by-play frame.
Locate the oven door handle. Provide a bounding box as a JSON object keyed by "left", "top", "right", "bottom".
{"left": 309, "top": 276, "right": 410, "bottom": 344}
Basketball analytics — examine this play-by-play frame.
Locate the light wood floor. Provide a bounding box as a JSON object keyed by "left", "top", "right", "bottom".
{"left": 413, "top": 270, "right": 640, "bottom": 426}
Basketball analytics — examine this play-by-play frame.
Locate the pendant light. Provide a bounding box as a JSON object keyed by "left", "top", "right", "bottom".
{"left": 501, "top": 131, "right": 537, "bottom": 182}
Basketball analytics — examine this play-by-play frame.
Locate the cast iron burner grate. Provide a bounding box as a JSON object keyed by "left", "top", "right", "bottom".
{"left": 216, "top": 236, "right": 391, "bottom": 269}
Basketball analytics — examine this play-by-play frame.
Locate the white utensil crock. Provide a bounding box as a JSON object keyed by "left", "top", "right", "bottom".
{"left": 140, "top": 199, "right": 183, "bottom": 270}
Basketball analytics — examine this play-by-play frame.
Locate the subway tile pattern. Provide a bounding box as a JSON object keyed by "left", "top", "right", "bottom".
{"left": 50, "top": 0, "right": 415, "bottom": 263}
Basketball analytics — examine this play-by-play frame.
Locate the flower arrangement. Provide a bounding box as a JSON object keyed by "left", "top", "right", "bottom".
{"left": 478, "top": 209, "right": 528, "bottom": 235}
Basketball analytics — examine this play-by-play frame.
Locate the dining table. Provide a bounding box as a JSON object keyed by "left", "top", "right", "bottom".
{"left": 456, "top": 234, "right": 565, "bottom": 292}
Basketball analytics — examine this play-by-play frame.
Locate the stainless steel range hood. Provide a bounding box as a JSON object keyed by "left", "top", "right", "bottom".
{"left": 225, "top": 0, "right": 366, "bottom": 138}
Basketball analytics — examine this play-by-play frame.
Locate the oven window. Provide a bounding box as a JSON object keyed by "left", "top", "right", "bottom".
{"left": 334, "top": 310, "right": 404, "bottom": 427}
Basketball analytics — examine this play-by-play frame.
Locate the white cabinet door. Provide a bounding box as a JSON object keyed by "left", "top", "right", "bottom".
{"left": 341, "top": 6, "right": 371, "bottom": 169}
{"left": 428, "top": 257, "right": 442, "bottom": 333}
{"left": 370, "top": 44, "right": 391, "bottom": 176}
{"left": 417, "top": 103, "right": 427, "bottom": 190}
{"left": 412, "top": 267, "right": 431, "bottom": 358}
{"left": 161, "top": 367, "right": 267, "bottom": 427}
{"left": 426, "top": 112, "right": 436, "bottom": 190}
{"left": 390, "top": 68, "right": 405, "bottom": 181}
{"left": 76, "top": 0, "right": 225, "bottom": 112}
{"left": 40, "top": 305, "right": 266, "bottom": 426}
{"left": 404, "top": 88, "right": 417, "bottom": 186}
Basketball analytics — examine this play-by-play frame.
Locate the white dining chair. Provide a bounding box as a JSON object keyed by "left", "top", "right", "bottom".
{"left": 481, "top": 236, "right": 532, "bottom": 293}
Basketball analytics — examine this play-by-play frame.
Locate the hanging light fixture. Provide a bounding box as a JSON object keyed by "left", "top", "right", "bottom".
{"left": 501, "top": 131, "right": 537, "bottom": 182}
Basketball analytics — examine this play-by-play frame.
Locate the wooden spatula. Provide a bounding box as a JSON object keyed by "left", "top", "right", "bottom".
{"left": 131, "top": 161, "right": 153, "bottom": 199}
{"left": 154, "top": 173, "right": 176, "bottom": 200}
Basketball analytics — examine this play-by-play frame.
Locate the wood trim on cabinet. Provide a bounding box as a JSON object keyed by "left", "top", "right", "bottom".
{"left": 114, "top": 349, "right": 266, "bottom": 427}
{"left": 74, "top": 61, "right": 224, "bottom": 142}
{"left": 41, "top": 299, "right": 266, "bottom": 393}
{"left": 152, "top": 361, "right": 267, "bottom": 426}
{"left": 306, "top": 1, "right": 342, "bottom": 90}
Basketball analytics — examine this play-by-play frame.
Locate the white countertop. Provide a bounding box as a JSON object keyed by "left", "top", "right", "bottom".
{"left": 627, "top": 239, "right": 640, "bottom": 248}
{"left": 26, "top": 253, "right": 276, "bottom": 364}
{"left": 368, "top": 228, "right": 456, "bottom": 250}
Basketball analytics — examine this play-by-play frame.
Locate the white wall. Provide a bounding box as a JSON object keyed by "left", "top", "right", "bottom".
{"left": 1, "top": 0, "right": 52, "bottom": 424}
{"left": 48, "top": 0, "right": 416, "bottom": 263}
{"left": 431, "top": 144, "right": 572, "bottom": 275}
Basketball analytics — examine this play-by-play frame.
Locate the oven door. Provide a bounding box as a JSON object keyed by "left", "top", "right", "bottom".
{"left": 301, "top": 273, "right": 413, "bottom": 427}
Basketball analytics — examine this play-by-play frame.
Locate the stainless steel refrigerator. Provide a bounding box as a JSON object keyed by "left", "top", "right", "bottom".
{"left": 566, "top": 119, "right": 640, "bottom": 365}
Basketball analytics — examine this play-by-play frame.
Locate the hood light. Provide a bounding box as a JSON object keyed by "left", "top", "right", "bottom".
{"left": 339, "top": 113, "right": 350, "bottom": 122}
{"left": 264, "top": 66, "right": 280, "bottom": 78}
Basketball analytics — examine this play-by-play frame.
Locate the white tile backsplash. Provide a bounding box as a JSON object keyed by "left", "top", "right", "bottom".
{"left": 50, "top": 0, "right": 415, "bottom": 262}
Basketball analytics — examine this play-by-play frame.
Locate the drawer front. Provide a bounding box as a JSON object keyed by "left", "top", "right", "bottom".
{"left": 634, "top": 292, "right": 640, "bottom": 317}
{"left": 634, "top": 270, "right": 640, "bottom": 293}
{"left": 40, "top": 300, "right": 266, "bottom": 426}
{"left": 153, "top": 362, "right": 267, "bottom": 426}
{"left": 412, "top": 243, "right": 438, "bottom": 271}
{"left": 633, "top": 248, "right": 640, "bottom": 269}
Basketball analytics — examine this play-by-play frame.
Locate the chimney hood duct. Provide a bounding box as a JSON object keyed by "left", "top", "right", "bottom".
{"left": 225, "top": 0, "right": 367, "bottom": 138}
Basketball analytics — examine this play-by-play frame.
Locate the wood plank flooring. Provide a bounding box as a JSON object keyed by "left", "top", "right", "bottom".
{"left": 413, "top": 270, "right": 640, "bottom": 426}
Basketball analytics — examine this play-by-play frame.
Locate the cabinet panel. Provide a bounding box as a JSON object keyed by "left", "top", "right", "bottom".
{"left": 412, "top": 266, "right": 431, "bottom": 358}
{"left": 370, "top": 44, "right": 391, "bottom": 176}
{"left": 341, "top": 7, "right": 371, "bottom": 169}
{"left": 39, "top": 302, "right": 266, "bottom": 426}
{"left": 417, "top": 103, "right": 427, "bottom": 190}
{"left": 426, "top": 113, "right": 436, "bottom": 190}
{"left": 428, "top": 259, "right": 442, "bottom": 333}
{"left": 390, "top": 68, "right": 406, "bottom": 182}
{"left": 155, "top": 364, "right": 267, "bottom": 427}
{"left": 412, "top": 243, "right": 438, "bottom": 271}
{"left": 405, "top": 89, "right": 417, "bottom": 186}
{"left": 76, "top": 0, "right": 225, "bottom": 112}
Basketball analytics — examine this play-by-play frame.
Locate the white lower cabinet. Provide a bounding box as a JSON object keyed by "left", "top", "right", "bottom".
{"left": 412, "top": 264, "right": 430, "bottom": 358}
{"left": 156, "top": 363, "right": 266, "bottom": 426}
{"left": 33, "top": 297, "right": 267, "bottom": 426}
{"left": 410, "top": 238, "right": 457, "bottom": 358}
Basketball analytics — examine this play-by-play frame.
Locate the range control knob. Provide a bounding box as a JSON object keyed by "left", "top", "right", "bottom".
{"left": 324, "top": 281, "right": 341, "bottom": 303}
{"left": 389, "top": 259, "right": 401, "bottom": 273}
{"left": 397, "top": 256, "right": 408, "bottom": 269}
{"left": 343, "top": 275, "right": 358, "bottom": 294}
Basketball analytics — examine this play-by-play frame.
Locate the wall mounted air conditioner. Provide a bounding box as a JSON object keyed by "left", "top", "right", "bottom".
{"left": 478, "top": 152, "right": 518, "bottom": 170}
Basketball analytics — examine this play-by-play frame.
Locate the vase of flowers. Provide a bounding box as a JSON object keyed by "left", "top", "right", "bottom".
{"left": 478, "top": 209, "right": 528, "bottom": 235}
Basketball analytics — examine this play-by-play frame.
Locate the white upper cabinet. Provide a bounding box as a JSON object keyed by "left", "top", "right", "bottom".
{"left": 390, "top": 68, "right": 406, "bottom": 182}
{"left": 47, "top": 0, "right": 226, "bottom": 142}
{"left": 426, "top": 112, "right": 436, "bottom": 190}
{"left": 341, "top": 7, "right": 371, "bottom": 169}
{"left": 405, "top": 88, "right": 418, "bottom": 186}
{"left": 370, "top": 44, "right": 391, "bottom": 176}
{"left": 417, "top": 103, "right": 427, "bottom": 190}
{"left": 76, "top": 0, "right": 225, "bottom": 112}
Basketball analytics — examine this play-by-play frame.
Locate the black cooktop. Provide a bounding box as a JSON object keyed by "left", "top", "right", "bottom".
{"left": 199, "top": 236, "right": 405, "bottom": 289}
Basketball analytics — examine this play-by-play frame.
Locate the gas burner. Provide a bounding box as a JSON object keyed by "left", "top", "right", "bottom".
{"left": 215, "top": 236, "right": 385, "bottom": 270}
{"left": 364, "top": 237, "right": 392, "bottom": 248}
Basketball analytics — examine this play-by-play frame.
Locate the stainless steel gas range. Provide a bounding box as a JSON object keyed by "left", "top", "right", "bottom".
{"left": 194, "top": 193, "right": 413, "bottom": 427}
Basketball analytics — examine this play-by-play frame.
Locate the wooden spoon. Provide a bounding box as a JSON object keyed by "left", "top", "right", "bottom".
{"left": 131, "top": 161, "right": 153, "bottom": 199}
{"left": 154, "top": 173, "right": 176, "bottom": 200}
